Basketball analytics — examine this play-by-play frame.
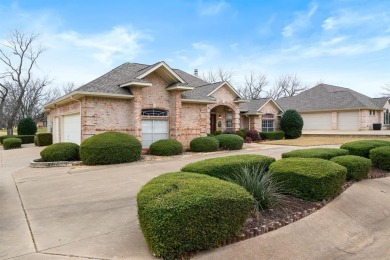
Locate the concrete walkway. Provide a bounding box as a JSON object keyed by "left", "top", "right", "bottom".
{"left": 1, "top": 143, "right": 389, "bottom": 259}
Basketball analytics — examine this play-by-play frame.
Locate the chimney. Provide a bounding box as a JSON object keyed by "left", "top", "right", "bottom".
{"left": 194, "top": 69, "right": 198, "bottom": 77}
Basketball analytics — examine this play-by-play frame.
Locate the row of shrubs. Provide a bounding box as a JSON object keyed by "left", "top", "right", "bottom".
{"left": 1, "top": 133, "right": 53, "bottom": 150}
{"left": 212, "top": 128, "right": 285, "bottom": 142}
{"left": 138, "top": 139, "right": 390, "bottom": 258}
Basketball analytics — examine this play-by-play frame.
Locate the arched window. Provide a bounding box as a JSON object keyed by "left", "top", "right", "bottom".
{"left": 141, "top": 109, "right": 168, "bottom": 116}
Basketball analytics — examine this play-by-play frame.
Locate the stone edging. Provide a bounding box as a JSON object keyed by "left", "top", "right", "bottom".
{"left": 30, "top": 159, "right": 83, "bottom": 168}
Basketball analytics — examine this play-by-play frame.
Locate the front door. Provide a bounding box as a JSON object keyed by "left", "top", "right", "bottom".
{"left": 210, "top": 114, "right": 216, "bottom": 134}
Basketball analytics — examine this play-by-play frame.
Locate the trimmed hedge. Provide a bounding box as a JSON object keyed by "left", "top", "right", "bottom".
{"left": 35, "top": 133, "right": 53, "bottom": 146}
{"left": 137, "top": 172, "right": 255, "bottom": 259}
{"left": 40, "top": 142, "right": 80, "bottom": 162}
{"left": 181, "top": 154, "right": 276, "bottom": 180}
{"left": 17, "top": 117, "right": 37, "bottom": 135}
{"left": 214, "top": 134, "right": 244, "bottom": 150}
{"left": 270, "top": 158, "right": 347, "bottom": 201}
{"left": 190, "top": 137, "right": 219, "bottom": 152}
{"left": 80, "top": 132, "right": 141, "bottom": 165}
{"left": 370, "top": 146, "right": 390, "bottom": 171}
{"left": 149, "top": 139, "right": 183, "bottom": 156}
{"left": 0, "top": 135, "right": 35, "bottom": 144}
{"left": 260, "top": 131, "right": 284, "bottom": 140}
{"left": 3, "top": 138, "right": 22, "bottom": 150}
{"left": 340, "top": 140, "right": 390, "bottom": 158}
{"left": 282, "top": 148, "right": 349, "bottom": 160}
{"left": 331, "top": 155, "right": 371, "bottom": 181}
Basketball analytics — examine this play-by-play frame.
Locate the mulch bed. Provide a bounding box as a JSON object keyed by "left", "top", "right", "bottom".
{"left": 218, "top": 167, "right": 389, "bottom": 246}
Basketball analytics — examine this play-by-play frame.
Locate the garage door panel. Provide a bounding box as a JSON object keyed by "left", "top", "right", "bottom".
{"left": 301, "top": 113, "right": 332, "bottom": 130}
{"left": 62, "top": 113, "right": 81, "bottom": 144}
{"left": 338, "top": 112, "right": 359, "bottom": 130}
{"left": 142, "top": 120, "right": 168, "bottom": 148}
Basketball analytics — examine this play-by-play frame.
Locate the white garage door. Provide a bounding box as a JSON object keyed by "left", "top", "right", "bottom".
{"left": 338, "top": 111, "right": 360, "bottom": 130}
{"left": 62, "top": 113, "right": 81, "bottom": 144}
{"left": 142, "top": 120, "right": 168, "bottom": 148}
{"left": 301, "top": 113, "right": 332, "bottom": 130}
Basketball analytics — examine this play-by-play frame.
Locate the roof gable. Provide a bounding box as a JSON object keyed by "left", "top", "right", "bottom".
{"left": 135, "top": 61, "right": 185, "bottom": 85}
{"left": 207, "top": 82, "right": 243, "bottom": 99}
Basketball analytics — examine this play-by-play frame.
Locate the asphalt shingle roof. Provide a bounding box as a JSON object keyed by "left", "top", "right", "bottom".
{"left": 71, "top": 62, "right": 224, "bottom": 101}
{"left": 372, "top": 97, "right": 390, "bottom": 108}
{"left": 239, "top": 99, "right": 269, "bottom": 114}
{"left": 277, "top": 84, "right": 384, "bottom": 112}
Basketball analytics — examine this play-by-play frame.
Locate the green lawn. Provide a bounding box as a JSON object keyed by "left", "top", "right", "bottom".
{"left": 0, "top": 127, "right": 47, "bottom": 136}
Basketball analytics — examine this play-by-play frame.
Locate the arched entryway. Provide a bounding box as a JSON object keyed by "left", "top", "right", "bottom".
{"left": 210, "top": 105, "right": 237, "bottom": 134}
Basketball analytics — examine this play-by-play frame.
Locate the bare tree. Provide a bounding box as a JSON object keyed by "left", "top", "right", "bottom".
{"left": 267, "top": 74, "right": 308, "bottom": 100}
{"left": 201, "top": 68, "right": 233, "bottom": 83}
{"left": 381, "top": 83, "right": 390, "bottom": 96}
{"left": 238, "top": 72, "right": 268, "bottom": 99}
{"left": 0, "top": 30, "right": 49, "bottom": 134}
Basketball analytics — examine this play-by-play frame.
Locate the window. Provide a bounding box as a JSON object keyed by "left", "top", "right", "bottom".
{"left": 262, "top": 120, "right": 274, "bottom": 132}
{"left": 369, "top": 110, "right": 376, "bottom": 116}
{"left": 384, "top": 109, "right": 390, "bottom": 125}
{"left": 225, "top": 112, "right": 233, "bottom": 129}
{"left": 141, "top": 109, "right": 168, "bottom": 116}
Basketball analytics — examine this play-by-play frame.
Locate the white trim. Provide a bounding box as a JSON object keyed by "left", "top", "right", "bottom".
{"left": 181, "top": 99, "right": 217, "bottom": 104}
{"left": 257, "top": 98, "right": 284, "bottom": 112}
{"left": 120, "top": 81, "right": 152, "bottom": 88}
{"left": 44, "top": 91, "right": 134, "bottom": 110}
{"left": 136, "top": 61, "right": 185, "bottom": 83}
{"left": 166, "top": 85, "right": 194, "bottom": 91}
{"left": 207, "top": 82, "right": 243, "bottom": 99}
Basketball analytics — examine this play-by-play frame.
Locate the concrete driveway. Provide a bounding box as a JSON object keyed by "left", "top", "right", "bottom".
{"left": 1, "top": 143, "right": 389, "bottom": 259}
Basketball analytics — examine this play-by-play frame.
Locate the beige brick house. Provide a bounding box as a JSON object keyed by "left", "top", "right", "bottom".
{"left": 45, "top": 61, "right": 284, "bottom": 147}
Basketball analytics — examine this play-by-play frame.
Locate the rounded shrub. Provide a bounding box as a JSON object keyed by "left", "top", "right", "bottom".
{"left": 137, "top": 172, "right": 255, "bottom": 259}
{"left": 149, "top": 139, "right": 183, "bottom": 156}
{"left": 214, "top": 134, "right": 244, "bottom": 150}
{"left": 270, "top": 158, "right": 347, "bottom": 201}
{"left": 331, "top": 155, "right": 371, "bottom": 181}
{"left": 370, "top": 146, "right": 390, "bottom": 171}
{"left": 3, "top": 138, "right": 22, "bottom": 150}
{"left": 17, "top": 118, "right": 37, "bottom": 135}
{"left": 35, "top": 133, "right": 53, "bottom": 146}
{"left": 80, "top": 132, "right": 141, "bottom": 165}
{"left": 282, "top": 148, "right": 349, "bottom": 160}
{"left": 280, "top": 109, "right": 303, "bottom": 139}
{"left": 181, "top": 154, "right": 276, "bottom": 180}
{"left": 235, "top": 130, "right": 245, "bottom": 138}
{"left": 40, "top": 142, "right": 79, "bottom": 162}
{"left": 340, "top": 140, "right": 390, "bottom": 158}
{"left": 246, "top": 129, "right": 260, "bottom": 141}
{"left": 190, "top": 136, "right": 219, "bottom": 152}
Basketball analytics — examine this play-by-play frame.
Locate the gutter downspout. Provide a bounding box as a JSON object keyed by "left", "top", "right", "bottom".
{"left": 70, "top": 95, "right": 82, "bottom": 144}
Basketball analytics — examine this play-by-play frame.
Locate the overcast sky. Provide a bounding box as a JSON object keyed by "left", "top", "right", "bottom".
{"left": 1, "top": 0, "right": 389, "bottom": 97}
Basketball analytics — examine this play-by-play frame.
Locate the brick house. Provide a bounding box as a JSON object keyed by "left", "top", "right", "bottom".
{"left": 44, "top": 61, "right": 284, "bottom": 147}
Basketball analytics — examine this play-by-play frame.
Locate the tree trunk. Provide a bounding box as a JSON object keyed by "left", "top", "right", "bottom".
{"left": 7, "top": 127, "right": 13, "bottom": 135}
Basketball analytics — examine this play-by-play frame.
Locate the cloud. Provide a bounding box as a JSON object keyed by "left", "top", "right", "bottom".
{"left": 175, "top": 42, "right": 219, "bottom": 68}
{"left": 282, "top": 1, "right": 318, "bottom": 37}
{"left": 199, "top": 0, "right": 227, "bottom": 16}
{"left": 56, "top": 26, "right": 152, "bottom": 65}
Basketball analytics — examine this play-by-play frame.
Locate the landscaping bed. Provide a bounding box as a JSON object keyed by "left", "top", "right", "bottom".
{"left": 217, "top": 167, "right": 388, "bottom": 247}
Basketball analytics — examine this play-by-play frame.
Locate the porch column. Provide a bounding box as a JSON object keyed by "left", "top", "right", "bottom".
{"left": 169, "top": 90, "right": 181, "bottom": 139}
{"left": 130, "top": 87, "right": 143, "bottom": 139}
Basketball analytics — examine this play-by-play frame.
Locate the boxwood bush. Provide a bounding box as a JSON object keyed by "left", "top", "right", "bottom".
{"left": 190, "top": 136, "right": 219, "bottom": 152}
{"left": 17, "top": 117, "right": 37, "bottom": 135}
{"left": 149, "top": 139, "right": 183, "bottom": 156}
{"left": 260, "top": 131, "right": 284, "bottom": 140}
{"left": 280, "top": 109, "right": 303, "bottom": 139}
{"left": 269, "top": 158, "right": 347, "bottom": 201}
{"left": 181, "top": 154, "right": 276, "bottom": 180}
{"left": 370, "top": 146, "right": 390, "bottom": 171}
{"left": 137, "top": 172, "right": 255, "bottom": 259}
{"left": 340, "top": 140, "right": 390, "bottom": 158}
{"left": 80, "top": 132, "right": 141, "bottom": 165}
{"left": 331, "top": 155, "right": 371, "bottom": 181}
{"left": 35, "top": 133, "right": 53, "bottom": 146}
{"left": 40, "top": 142, "right": 80, "bottom": 162}
{"left": 3, "top": 138, "right": 22, "bottom": 150}
{"left": 0, "top": 135, "right": 35, "bottom": 144}
{"left": 214, "top": 134, "right": 244, "bottom": 150}
{"left": 282, "top": 148, "right": 349, "bottom": 160}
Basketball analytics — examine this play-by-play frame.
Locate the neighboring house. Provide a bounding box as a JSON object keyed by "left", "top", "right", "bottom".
{"left": 277, "top": 84, "right": 390, "bottom": 130}
{"left": 45, "top": 61, "right": 253, "bottom": 147}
